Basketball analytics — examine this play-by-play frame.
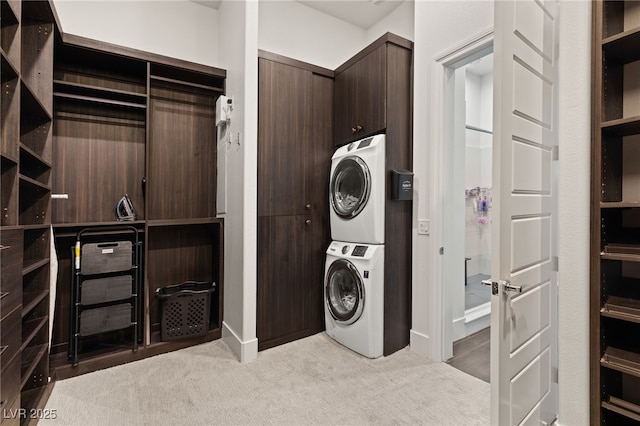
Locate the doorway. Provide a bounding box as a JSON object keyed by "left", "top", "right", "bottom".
{"left": 440, "top": 38, "right": 493, "bottom": 380}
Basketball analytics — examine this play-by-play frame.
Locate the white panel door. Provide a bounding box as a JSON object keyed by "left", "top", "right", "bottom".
{"left": 490, "top": 0, "right": 558, "bottom": 424}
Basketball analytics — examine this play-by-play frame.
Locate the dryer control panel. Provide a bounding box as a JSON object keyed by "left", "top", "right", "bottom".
{"left": 352, "top": 245, "right": 368, "bottom": 257}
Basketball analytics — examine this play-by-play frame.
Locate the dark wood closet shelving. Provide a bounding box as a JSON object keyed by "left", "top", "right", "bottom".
{"left": 592, "top": 2, "right": 640, "bottom": 423}
{"left": 20, "top": 316, "right": 48, "bottom": 351}
{"left": 20, "top": 143, "right": 51, "bottom": 169}
{"left": 2, "top": 51, "right": 20, "bottom": 79}
{"left": 20, "top": 80, "right": 52, "bottom": 121}
{"left": 21, "top": 259, "right": 48, "bottom": 276}
{"left": 149, "top": 75, "right": 224, "bottom": 93}
{"left": 21, "top": 290, "right": 48, "bottom": 319}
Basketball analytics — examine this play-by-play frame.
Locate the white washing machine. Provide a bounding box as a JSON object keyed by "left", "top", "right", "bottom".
{"left": 324, "top": 241, "right": 384, "bottom": 358}
{"left": 330, "top": 134, "right": 385, "bottom": 244}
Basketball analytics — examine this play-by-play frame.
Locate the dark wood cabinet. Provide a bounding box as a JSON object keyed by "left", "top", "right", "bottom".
{"left": 591, "top": 1, "right": 640, "bottom": 423}
{"left": 1, "top": 0, "right": 55, "bottom": 420}
{"left": 334, "top": 44, "right": 387, "bottom": 146}
{"left": 257, "top": 53, "right": 333, "bottom": 351}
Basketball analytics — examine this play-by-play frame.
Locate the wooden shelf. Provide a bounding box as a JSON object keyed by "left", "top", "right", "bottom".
{"left": 602, "top": 116, "right": 640, "bottom": 137}
{"left": 149, "top": 75, "right": 224, "bottom": 93}
{"left": 601, "top": 347, "right": 640, "bottom": 378}
{"left": 602, "top": 296, "right": 640, "bottom": 323}
{"left": 20, "top": 316, "right": 48, "bottom": 353}
{"left": 601, "top": 202, "right": 640, "bottom": 208}
{"left": 53, "top": 92, "right": 147, "bottom": 110}
{"left": 601, "top": 252, "right": 640, "bottom": 262}
{"left": 20, "top": 80, "right": 52, "bottom": 123}
{"left": 602, "top": 396, "right": 640, "bottom": 422}
{"left": 19, "top": 144, "right": 52, "bottom": 169}
{"left": 0, "top": 1, "right": 20, "bottom": 27}
{"left": 18, "top": 174, "right": 50, "bottom": 192}
{"left": 22, "top": 289, "right": 49, "bottom": 319}
{"left": 20, "top": 343, "right": 48, "bottom": 389}
{"left": 1, "top": 50, "right": 19, "bottom": 82}
{"left": 603, "top": 26, "right": 640, "bottom": 63}
{"left": 22, "top": 258, "right": 49, "bottom": 276}
{"left": 54, "top": 80, "right": 147, "bottom": 103}
{"left": 147, "top": 217, "right": 224, "bottom": 227}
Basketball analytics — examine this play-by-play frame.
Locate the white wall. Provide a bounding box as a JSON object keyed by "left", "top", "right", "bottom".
{"left": 411, "top": 0, "right": 493, "bottom": 360}
{"left": 258, "top": 1, "right": 366, "bottom": 70}
{"left": 366, "top": 0, "right": 414, "bottom": 43}
{"left": 217, "top": 0, "right": 259, "bottom": 363}
{"left": 557, "top": 0, "right": 591, "bottom": 424}
{"left": 52, "top": 0, "right": 219, "bottom": 66}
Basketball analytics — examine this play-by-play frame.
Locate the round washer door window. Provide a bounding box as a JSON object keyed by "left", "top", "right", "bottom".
{"left": 330, "top": 156, "right": 371, "bottom": 219}
{"left": 326, "top": 259, "right": 364, "bottom": 325}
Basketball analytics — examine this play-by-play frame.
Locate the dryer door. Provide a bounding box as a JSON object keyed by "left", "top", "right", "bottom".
{"left": 330, "top": 156, "right": 371, "bottom": 219}
{"left": 325, "top": 259, "right": 365, "bottom": 325}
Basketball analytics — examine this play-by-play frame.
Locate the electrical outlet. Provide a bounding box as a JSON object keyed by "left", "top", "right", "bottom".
{"left": 418, "top": 219, "right": 429, "bottom": 235}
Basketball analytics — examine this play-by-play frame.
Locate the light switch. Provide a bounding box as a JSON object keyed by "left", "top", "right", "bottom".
{"left": 418, "top": 219, "right": 429, "bottom": 235}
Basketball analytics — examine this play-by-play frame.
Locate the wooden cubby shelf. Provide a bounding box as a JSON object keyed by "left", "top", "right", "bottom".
{"left": 601, "top": 296, "right": 640, "bottom": 323}
{"left": 601, "top": 347, "right": 640, "bottom": 378}
{"left": 0, "top": 0, "right": 19, "bottom": 26}
{"left": 21, "top": 316, "right": 48, "bottom": 351}
{"left": 18, "top": 174, "right": 50, "bottom": 192}
{"left": 602, "top": 396, "right": 640, "bottom": 422}
{"left": 20, "top": 343, "right": 47, "bottom": 387}
{"left": 20, "top": 143, "right": 51, "bottom": 169}
{"left": 1, "top": 50, "right": 19, "bottom": 80}
{"left": 21, "top": 289, "right": 48, "bottom": 319}
{"left": 602, "top": 26, "right": 640, "bottom": 63}
{"left": 22, "top": 258, "right": 48, "bottom": 276}
{"left": 602, "top": 116, "right": 640, "bottom": 136}
{"left": 601, "top": 202, "right": 640, "bottom": 208}
{"left": 20, "top": 80, "right": 52, "bottom": 122}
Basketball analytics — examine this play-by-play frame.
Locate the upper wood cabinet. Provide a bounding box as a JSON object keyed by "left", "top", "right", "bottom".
{"left": 334, "top": 45, "right": 386, "bottom": 145}
{"left": 334, "top": 36, "right": 411, "bottom": 146}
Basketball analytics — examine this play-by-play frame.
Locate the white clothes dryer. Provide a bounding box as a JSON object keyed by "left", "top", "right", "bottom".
{"left": 329, "top": 134, "right": 385, "bottom": 244}
{"left": 324, "top": 241, "right": 384, "bottom": 358}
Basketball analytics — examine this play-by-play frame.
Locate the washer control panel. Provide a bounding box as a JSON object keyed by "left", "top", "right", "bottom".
{"left": 352, "top": 245, "right": 368, "bottom": 257}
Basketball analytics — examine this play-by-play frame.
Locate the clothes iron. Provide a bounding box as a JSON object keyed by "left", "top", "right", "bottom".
{"left": 116, "top": 194, "right": 136, "bottom": 221}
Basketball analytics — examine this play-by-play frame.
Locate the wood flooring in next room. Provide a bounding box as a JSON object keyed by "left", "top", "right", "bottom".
{"left": 447, "top": 327, "right": 490, "bottom": 383}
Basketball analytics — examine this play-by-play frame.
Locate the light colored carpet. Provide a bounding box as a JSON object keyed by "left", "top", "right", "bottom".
{"left": 42, "top": 333, "right": 489, "bottom": 425}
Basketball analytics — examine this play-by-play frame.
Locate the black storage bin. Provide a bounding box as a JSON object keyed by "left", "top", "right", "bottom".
{"left": 155, "top": 281, "right": 216, "bottom": 341}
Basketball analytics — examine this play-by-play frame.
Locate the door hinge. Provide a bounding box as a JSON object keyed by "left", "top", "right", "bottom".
{"left": 553, "top": 256, "right": 559, "bottom": 272}
{"left": 552, "top": 145, "right": 559, "bottom": 161}
{"left": 552, "top": 367, "right": 558, "bottom": 384}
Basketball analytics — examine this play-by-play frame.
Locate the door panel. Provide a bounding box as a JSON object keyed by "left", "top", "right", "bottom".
{"left": 258, "top": 59, "right": 312, "bottom": 216}
{"left": 257, "top": 215, "right": 310, "bottom": 350}
{"left": 492, "top": 0, "right": 558, "bottom": 424}
{"left": 356, "top": 45, "right": 387, "bottom": 138}
{"left": 334, "top": 63, "right": 359, "bottom": 146}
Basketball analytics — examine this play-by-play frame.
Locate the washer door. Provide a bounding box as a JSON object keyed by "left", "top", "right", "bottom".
{"left": 326, "top": 259, "right": 365, "bottom": 325}
{"left": 330, "top": 156, "right": 371, "bottom": 219}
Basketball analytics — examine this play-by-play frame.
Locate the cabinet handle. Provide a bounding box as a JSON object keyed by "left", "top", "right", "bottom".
{"left": 351, "top": 127, "right": 357, "bottom": 134}
{"left": 305, "top": 204, "right": 311, "bottom": 210}
{"left": 305, "top": 219, "right": 311, "bottom": 226}
{"left": 356, "top": 125, "right": 363, "bottom": 131}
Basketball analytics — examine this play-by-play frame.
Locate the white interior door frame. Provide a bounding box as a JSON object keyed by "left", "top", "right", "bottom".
{"left": 431, "top": 28, "right": 493, "bottom": 361}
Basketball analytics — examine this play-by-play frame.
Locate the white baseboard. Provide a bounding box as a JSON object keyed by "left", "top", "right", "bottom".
{"left": 222, "top": 321, "right": 258, "bottom": 364}
{"left": 409, "top": 329, "right": 432, "bottom": 359}
{"left": 452, "top": 316, "right": 466, "bottom": 342}
{"left": 464, "top": 302, "right": 491, "bottom": 336}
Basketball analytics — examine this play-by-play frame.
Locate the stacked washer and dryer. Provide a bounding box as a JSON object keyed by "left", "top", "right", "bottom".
{"left": 324, "top": 134, "right": 386, "bottom": 358}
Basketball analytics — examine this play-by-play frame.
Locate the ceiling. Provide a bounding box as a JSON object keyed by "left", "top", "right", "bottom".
{"left": 191, "top": 0, "right": 405, "bottom": 29}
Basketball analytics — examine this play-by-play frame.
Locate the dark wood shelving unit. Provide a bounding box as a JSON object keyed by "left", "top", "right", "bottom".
{"left": 592, "top": 2, "right": 640, "bottom": 423}
{"left": 48, "top": 31, "right": 226, "bottom": 378}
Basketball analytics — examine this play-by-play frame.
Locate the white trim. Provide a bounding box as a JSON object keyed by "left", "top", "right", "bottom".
{"left": 409, "top": 329, "right": 430, "bottom": 357}
{"left": 222, "top": 321, "right": 258, "bottom": 363}
{"left": 452, "top": 316, "right": 465, "bottom": 342}
{"left": 431, "top": 27, "right": 494, "bottom": 363}
{"left": 465, "top": 301, "right": 490, "bottom": 324}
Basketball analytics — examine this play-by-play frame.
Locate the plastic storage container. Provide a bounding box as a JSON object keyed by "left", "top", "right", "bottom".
{"left": 155, "top": 281, "right": 216, "bottom": 341}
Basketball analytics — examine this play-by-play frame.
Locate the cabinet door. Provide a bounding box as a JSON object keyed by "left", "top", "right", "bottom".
{"left": 257, "top": 215, "right": 313, "bottom": 350}
{"left": 258, "top": 59, "right": 312, "bottom": 216}
{"left": 334, "top": 45, "right": 388, "bottom": 146}
{"left": 355, "top": 44, "right": 387, "bottom": 139}
{"left": 334, "top": 62, "right": 359, "bottom": 146}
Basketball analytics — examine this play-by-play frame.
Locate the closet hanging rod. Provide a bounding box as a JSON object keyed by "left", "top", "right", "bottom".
{"left": 465, "top": 124, "right": 493, "bottom": 135}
